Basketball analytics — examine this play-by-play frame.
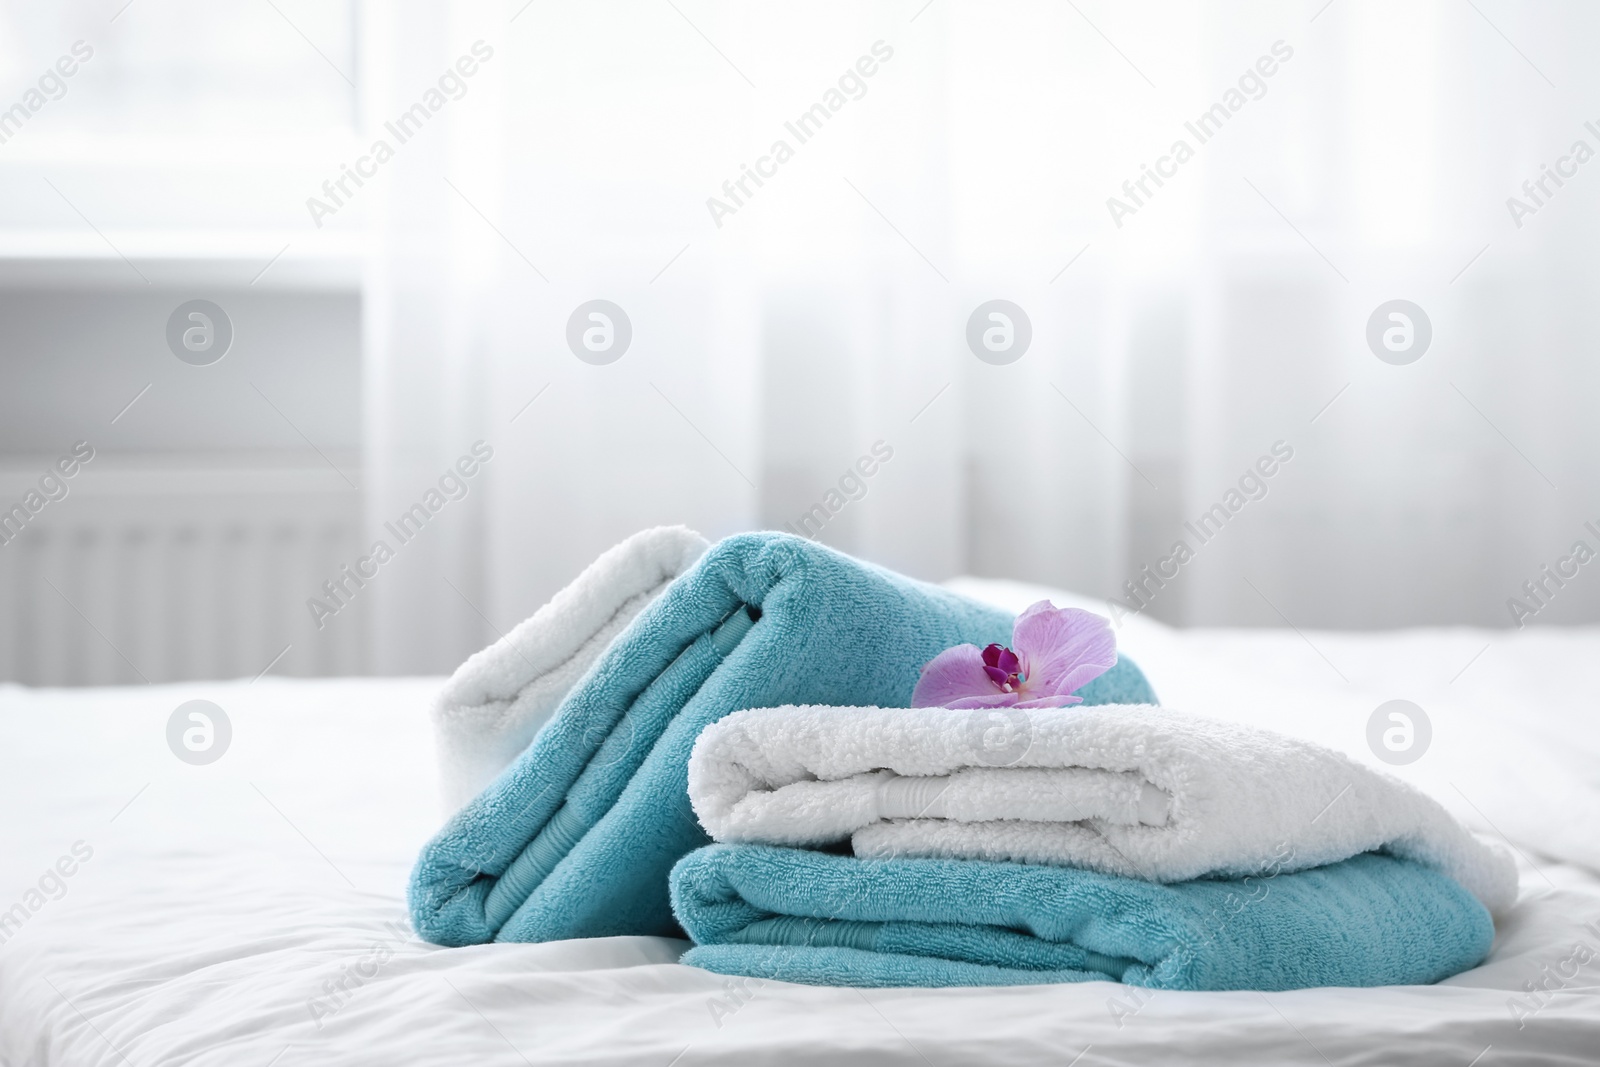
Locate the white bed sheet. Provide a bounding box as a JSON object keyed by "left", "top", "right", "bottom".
{"left": 2, "top": 580, "right": 1599, "bottom": 1065}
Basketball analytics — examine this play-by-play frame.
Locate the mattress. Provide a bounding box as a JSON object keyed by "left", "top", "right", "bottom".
{"left": 2, "top": 577, "right": 1598, "bottom": 1065}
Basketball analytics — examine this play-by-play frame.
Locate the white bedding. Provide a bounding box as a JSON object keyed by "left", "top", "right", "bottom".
{"left": 3, "top": 578, "right": 1599, "bottom": 1065}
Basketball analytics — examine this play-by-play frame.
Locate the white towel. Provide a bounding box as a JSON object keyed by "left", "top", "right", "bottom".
{"left": 687, "top": 704, "right": 1517, "bottom": 914}
{"left": 433, "top": 525, "right": 708, "bottom": 812}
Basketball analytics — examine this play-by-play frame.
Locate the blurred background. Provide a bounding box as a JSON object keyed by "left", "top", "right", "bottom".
{"left": 2, "top": 0, "right": 1596, "bottom": 685}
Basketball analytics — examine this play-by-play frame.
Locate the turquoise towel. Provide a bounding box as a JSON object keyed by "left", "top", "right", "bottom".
{"left": 671, "top": 844, "right": 1495, "bottom": 990}
{"left": 409, "top": 532, "right": 1156, "bottom": 945}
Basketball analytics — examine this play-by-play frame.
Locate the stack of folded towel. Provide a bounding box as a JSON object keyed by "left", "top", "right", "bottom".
{"left": 409, "top": 527, "right": 1516, "bottom": 994}
{"left": 675, "top": 703, "right": 1515, "bottom": 989}
{"left": 410, "top": 528, "right": 1155, "bottom": 945}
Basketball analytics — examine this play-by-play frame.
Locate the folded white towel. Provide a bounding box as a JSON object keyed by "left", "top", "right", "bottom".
{"left": 433, "top": 525, "right": 708, "bottom": 812}
{"left": 687, "top": 704, "right": 1518, "bottom": 914}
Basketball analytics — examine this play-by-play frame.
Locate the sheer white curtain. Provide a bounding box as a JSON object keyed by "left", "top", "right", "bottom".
{"left": 364, "top": 0, "right": 1600, "bottom": 673}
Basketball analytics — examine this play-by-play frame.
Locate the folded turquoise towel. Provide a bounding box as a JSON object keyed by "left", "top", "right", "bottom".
{"left": 671, "top": 844, "right": 1494, "bottom": 989}
{"left": 409, "top": 532, "right": 1156, "bottom": 945}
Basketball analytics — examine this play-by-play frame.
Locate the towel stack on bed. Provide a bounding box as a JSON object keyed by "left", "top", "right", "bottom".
{"left": 409, "top": 530, "right": 1155, "bottom": 945}
{"left": 410, "top": 528, "right": 1516, "bottom": 993}
{"left": 674, "top": 703, "right": 1516, "bottom": 989}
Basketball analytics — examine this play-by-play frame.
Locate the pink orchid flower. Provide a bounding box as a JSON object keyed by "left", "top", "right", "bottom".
{"left": 911, "top": 601, "right": 1116, "bottom": 709}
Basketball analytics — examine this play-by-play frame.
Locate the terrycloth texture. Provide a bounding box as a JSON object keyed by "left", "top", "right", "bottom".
{"left": 687, "top": 704, "right": 1517, "bottom": 915}
{"left": 432, "top": 526, "right": 709, "bottom": 812}
{"left": 409, "top": 532, "right": 1158, "bottom": 946}
{"left": 671, "top": 843, "right": 1496, "bottom": 989}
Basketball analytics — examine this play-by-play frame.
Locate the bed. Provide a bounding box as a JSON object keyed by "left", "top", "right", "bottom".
{"left": 3, "top": 577, "right": 1598, "bottom": 1065}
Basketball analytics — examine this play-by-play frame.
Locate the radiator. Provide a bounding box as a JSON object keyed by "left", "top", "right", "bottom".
{"left": 0, "top": 456, "right": 365, "bottom": 686}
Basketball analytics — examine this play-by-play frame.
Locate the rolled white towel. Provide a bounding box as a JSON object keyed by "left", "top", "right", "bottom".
{"left": 687, "top": 703, "right": 1518, "bottom": 915}
{"left": 434, "top": 525, "right": 708, "bottom": 812}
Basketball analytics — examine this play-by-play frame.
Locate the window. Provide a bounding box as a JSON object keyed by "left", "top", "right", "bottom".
{"left": 0, "top": 0, "right": 358, "bottom": 142}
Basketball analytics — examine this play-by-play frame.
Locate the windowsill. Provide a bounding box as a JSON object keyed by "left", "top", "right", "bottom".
{"left": 0, "top": 232, "right": 365, "bottom": 289}
{"left": 0, "top": 131, "right": 371, "bottom": 286}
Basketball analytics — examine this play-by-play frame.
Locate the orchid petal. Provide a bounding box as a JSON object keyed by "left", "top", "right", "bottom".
{"left": 943, "top": 693, "right": 1023, "bottom": 709}
{"left": 982, "top": 664, "right": 1013, "bottom": 688}
{"left": 984, "top": 644, "right": 1021, "bottom": 676}
{"left": 1012, "top": 601, "right": 1117, "bottom": 698}
{"left": 911, "top": 644, "right": 996, "bottom": 707}
{"left": 1012, "top": 694, "right": 1083, "bottom": 708}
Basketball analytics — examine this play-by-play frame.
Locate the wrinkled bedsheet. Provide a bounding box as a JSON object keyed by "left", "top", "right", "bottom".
{"left": 3, "top": 578, "right": 1598, "bottom": 1065}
